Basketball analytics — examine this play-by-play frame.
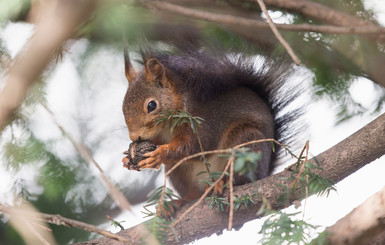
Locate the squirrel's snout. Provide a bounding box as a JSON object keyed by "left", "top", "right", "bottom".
{"left": 129, "top": 131, "right": 141, "bottom": 142}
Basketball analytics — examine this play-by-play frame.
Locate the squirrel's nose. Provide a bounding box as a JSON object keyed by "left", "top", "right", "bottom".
{"left": 129, "top": 131, "right": 141, "bottom": 142}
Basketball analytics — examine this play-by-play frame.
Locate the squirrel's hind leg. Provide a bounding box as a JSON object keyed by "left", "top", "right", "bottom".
{"left": 220, "top": 122, "right": 274, "bottom": 184}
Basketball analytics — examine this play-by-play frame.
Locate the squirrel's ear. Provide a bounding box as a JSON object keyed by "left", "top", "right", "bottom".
{"left": 145, "top": 58, "right": 165, "bottom": 82}
{"left": 124, "top": 49, "right": 136, "bottom": 82}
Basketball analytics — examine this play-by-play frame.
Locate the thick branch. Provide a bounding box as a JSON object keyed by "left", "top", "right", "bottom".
{"left": 74, "top": 112, "right": 385, "bottom": 244}
{"left": 321, "top": 186, "right": 385, "bottom": 245}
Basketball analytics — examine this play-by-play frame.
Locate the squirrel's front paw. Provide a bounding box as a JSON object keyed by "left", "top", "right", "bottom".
{"left": 138, "top": 145, "right": 168, "bottom": 169}
{"left": 122, "top": 140, "right": 158, "bottom": 170}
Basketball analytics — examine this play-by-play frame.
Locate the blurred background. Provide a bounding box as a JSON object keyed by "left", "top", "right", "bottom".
{"left": 1, "top": 0, "right": 385, "bottom": 244}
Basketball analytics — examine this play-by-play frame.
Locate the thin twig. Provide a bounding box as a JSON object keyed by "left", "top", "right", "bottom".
{"left": 157, "top": 175, "right": 168, "bottom": 216}
{"left": 40, "top": 102, "right": 132, "bottom": 212}
{"left": 24, "top": 220, "right": 52, "bottom": 245}
{"left": 228, "top": 157, "right": 235, "bottom": 231}
{"left": 106, "top": 215, "right": 125, "bottom": 231}
{"left": 166, "top": 138, "right": 293, "bottom": 177}
{"left": 256, "top": 0, "right": 301, "bottom": 65}
{"left": 196, "top": 127, "right": 214, "bottom": 182}
{"left": 302, "top": 141, "right": 310, "bottom": 219}
{"left": 289, "top": 140, "right": 309, "bottom": 188}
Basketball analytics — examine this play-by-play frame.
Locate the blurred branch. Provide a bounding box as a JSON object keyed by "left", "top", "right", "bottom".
{"left": 259, "top": 0, "right": 372, "bottom": 27}
{"left": 41, "top": 102, "right": 132, "bottom": 213}
{"left": 41, "top": 102, "right": 160, "bottom": 245}
{"left": 0, "top": 201, "right": 57, "bottom": 245}
{"left": 255, "top": 0, "right": 301, "bottom": 65}
{"left": 321, "top": 185, "right": 385, "bottom": 245}
{"left": 140, "top": 1, "right": 385, "bottom": 36}
{"left": 0, "top": 203, "right": 130, "bottom": 243}
{"left": 0, "top": 0, "right": 96, "bottom": 130}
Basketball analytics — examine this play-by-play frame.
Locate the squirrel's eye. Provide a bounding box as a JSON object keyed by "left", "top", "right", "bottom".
{"left": 147, "top": 100, "right": 157, "bottom": 113}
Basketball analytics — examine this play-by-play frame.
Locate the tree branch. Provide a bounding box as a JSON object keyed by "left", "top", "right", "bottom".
{"left": 141, "top": 1, "right": 385, "bottom": 36}
{"left": 73, "top": 110, "right": 385, "bottom": 244}
{"left": 0, "top": 0, "right": 96, "bottom": 130}
{"left": 0, "top": 204, "right": 130, "bottom": 243}
{"left": 259, "top": 0, "right": 372, "bottom": 27}
{"left": 41, "top": 102, "right": 132, "bottom": 213}
{"left": 320, "top": 185, "right": 385, "bottom": 245}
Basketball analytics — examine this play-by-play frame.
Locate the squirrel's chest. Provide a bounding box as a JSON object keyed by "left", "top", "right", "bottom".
{"left": 152, "top": 125, "right": 173, "bottom": 145}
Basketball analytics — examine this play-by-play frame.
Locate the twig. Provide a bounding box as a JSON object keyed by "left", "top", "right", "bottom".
{"left": 41, "top": 214, "right": 131, "bottom": 243}
{"left": 106, "top": 215, "right": 125, "bottom": 231}
{"left": 256, "top": 0, "right": 301, "bottom": 65}
{"left": 228, "top": 157, "right": 235, "bottom": 231}
{"left": 289, "top": 140, "right": 309, "bottom": 188}
{"left": 24, "top": 220, "right": 52, "bottom": 245}
{"left": 40, "top": 102, "right": 132, "bottom": 213}
{"left": 0, "top": 204, "right": 130, "bottom": 243}
{"left": 196, "top": 127, "right": 214, "bottom": 182}
{"left": 166, "top": 138, "right": 293, "bottom": 177}
{"left": 302, "top": 141, "right": 310, "bottom": 219}
{"left": 142, "top": 1, "right": 385, "bottom": 36}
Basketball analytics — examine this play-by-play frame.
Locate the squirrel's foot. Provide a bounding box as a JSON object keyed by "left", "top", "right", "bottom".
{"left": 204, "top": 179, "right": 226, "bottom": 196}
{"left": 156, "top": 199, "right": 184, "bottom": 219}
{"left": 138, "top": 145, "right": 167, "bottom": 169}
{"left": 213, "top": 179, "right": 225, "bottom": 195}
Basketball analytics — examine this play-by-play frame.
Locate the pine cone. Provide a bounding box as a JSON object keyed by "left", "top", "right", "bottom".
{"left": 123, "top": 140, "right": 157, "bottom": 171}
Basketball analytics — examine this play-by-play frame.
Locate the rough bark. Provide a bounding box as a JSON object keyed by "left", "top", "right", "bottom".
{"left": 74, "top": 112, "right": 385, "bottom": 244}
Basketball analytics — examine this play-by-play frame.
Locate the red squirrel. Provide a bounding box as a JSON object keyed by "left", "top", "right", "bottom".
{"left": 122, "top": 44, "right": 298, "bottom": 201}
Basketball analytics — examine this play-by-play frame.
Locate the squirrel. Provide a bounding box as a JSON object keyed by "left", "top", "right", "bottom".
{"left": 121, "top": 43, "right": 298, "bottom": 202}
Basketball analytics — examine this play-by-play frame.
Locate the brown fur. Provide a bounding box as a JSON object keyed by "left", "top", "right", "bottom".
{"left": 122, "top": 45, "right": 297, "bottom": 201}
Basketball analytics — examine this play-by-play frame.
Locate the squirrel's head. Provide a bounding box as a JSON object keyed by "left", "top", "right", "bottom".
{"left": 122, "top": 51, "right": 182, "bottom": 143}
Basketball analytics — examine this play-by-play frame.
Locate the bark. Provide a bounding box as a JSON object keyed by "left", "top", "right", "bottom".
{"left": 73, "top": 112, "right": 385, "bottom": 244}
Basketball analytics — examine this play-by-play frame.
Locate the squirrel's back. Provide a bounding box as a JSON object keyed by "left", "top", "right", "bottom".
{"left": 139, "top": 44, "right": 299, "bottom": 150}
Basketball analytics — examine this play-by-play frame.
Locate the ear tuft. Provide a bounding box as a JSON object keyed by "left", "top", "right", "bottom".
{"left": 124, "top": 49, "right": 137, "bottom": 82}
{"left": 145, "top": 58, "right": 165, "bottom": 81}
